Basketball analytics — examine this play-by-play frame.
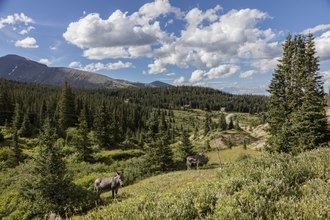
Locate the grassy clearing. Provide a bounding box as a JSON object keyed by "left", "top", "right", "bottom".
{"left": 207, "top": 147, "right": 262, "bottom": 165}
{"left": 74, "top": 168, "right": 219, "bottom": 219}
{"left": 95, "top": 149, "right": 144, "bottom": 161}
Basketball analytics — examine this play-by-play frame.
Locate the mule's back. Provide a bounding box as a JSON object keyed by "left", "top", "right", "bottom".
{"left": 94, "top": 172, "right": 124, "bottom": 194}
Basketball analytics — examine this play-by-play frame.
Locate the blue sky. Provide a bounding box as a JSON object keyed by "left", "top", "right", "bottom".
{"left": 1, "top": 0, "right": 330, "bottom": 94}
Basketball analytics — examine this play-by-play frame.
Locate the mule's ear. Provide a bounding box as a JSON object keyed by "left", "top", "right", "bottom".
{"left": 116, "top": 171, "right": 120, "bottom": 175}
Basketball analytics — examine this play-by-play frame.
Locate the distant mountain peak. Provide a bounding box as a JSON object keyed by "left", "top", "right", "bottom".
{"left": 0, "top": 54, "right": 171, "bottom": 89}
{"left": 149, "top": 81, "right": 171, "bottom": 87}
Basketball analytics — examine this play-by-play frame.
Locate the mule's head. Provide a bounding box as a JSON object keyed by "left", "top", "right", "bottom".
{"left": 116, "top": 171, "right": 125, "bottom": 187}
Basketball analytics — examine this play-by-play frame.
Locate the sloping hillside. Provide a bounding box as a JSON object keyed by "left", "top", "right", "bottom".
{"left": 0, "top": 55, "right": 170, "bottom": 89}
{"left": 78, "top": 148, "right": 330, "bottom": 219}
{"left": 76, "top": 169, "right": 219, "bottom": 219}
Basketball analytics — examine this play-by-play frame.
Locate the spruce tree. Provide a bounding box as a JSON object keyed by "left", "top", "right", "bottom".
{"left": 93, "top": 103, "right": 112, "bottom": 148}
{"left": 12, "top": 130, "right": 23, "bottom": 165}
{"left": 21, "top": 118, "right": 74, "bottom": 216}
{"left": 146, "top": 111, "right": 159, "bottom": 141}
{"left": 0, "top": 130, "right": 4, "bottom": 142}
{"left": 59, "top": 81, "right": 76, "bottom": 132}
{"left": 178, "top": 129, "right": 194, "bottom": 161}
{"left": 76, "top": 107, "right": 93, "bottom": 161}
{"left": 291, "top": 33, "right": 329, "bottom": 152}
{"left": 144, "top": 112, "right": 173, "bottom": 172}
{"left": 12, "top": 103, "right": 22, "bottom": 131}
{"left": 267, "top": 33, "right": 329, "bottom": 153}
{"left": 228, "top": 117, "right": 234, "bottom": 130}
{"left": 204, "top": 113, "right": 211, "bottom": 135}
{"left": 19, "top": 113, "right": 32, "bottom": 137}
{"left": 0, "top": 87, "right": 13, "bottom": 125}
{"left": 267, "top": 34, "right": 295, "bottom": 152}
{"left": 219, "top": 113, "right": 227, "bottom": 131}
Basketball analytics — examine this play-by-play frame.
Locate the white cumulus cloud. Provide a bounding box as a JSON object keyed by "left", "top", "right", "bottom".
{"left": 205, "top": 65, "right": 240, "bottom": 79}
{"left": 19, "top": 26, "right": 35, "bottom": 35}
{"left": 240, "top": 70, "right": 257, "bottom": 78}
{"left": 190, "top": 69, "right": 205, "bottom": 83}
{"left": 63, "top": 0, "right": 180, "bottom": 60}
{"left": 147, "top": 7, "right": 280, "bottom": 75}
{"left": 38, "top": 58, "right": 50, "bottom": 65}
{"left": 69, "top": 61, "right": 82, "bottom": 69}
{"left": 68, "top": 61, "right": 134, "bottom": 72}
{"left": 173, "top": 76, "right": 185, "bottom": 84}
{"left": 315, "top": 31, "right": 330, "bottom": 61}
{"left": 15, "top": 37, "right": 39, "bottom": 48}
{"left": 0, "top": 13, "right": 34, "bottom": 29}
{"left": 63, "top": 1, "right": 282, "bottom": 81}
{"left": 189, "top": 64, "right": 240, "bottom": 83}
{"left": 321, "top": 71, "right": 330, "bottom": 92}
{"left": 302, "top": 24, "right": 330, "bottom": 35}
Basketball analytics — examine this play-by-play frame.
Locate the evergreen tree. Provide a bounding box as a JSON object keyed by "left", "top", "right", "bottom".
{"left": 267, "top": 33, "right": 329, "bottom": 153}
{"left": 146, "top": 111, "right": 159, "bottom": 141}
{"left": 110, "top": 109, "right": 121, "bottom": 146}
{"left": 159, "top": 111, "right": 168, "bottom": 131}
{"left": 19, "top": 113, "right": 32, "bottom": 137}
{"left": 0, "top": 130, "right": 4, "bottom": 142}
{"left": 178, "top": 129, "right": 194, "bottom": 161}
{"left": 76, "top": 107, "right": 93, "bottom": 161}
{"left": 144, "top": 137, "right": 173, "bottom": 172}
{"left": 204, "top": 113, "right": 211, "bottom": 135}
{"left": 144, "top": 114, "right": 173, "bottom": 172}
{"left": 267, "top": 34, "right": 294, "bottom": 153}
{"left": 21, "top": 118, "right": 74, "bottom": 216}
{"left": 93, "top": 103, "right": 112, "bottom": 148}
{"left": 218, "top": 113, "right": 227, "bottom": 131}
{"left": 228, "top": 117, "right": 234, "bottom": 130}
{"left": 291, "top": 33, "right": 329, "bottom": 152}
{"left": 12, "top": 130, "right": 23, "bottom": 165}
{"left": 12, "top": 103, "right": 22, "bottom": 130}
{"left": 59, "top": 81, "right": 76, "bottom": 132}
{"left": 0, "top": 87, "right": 13, "bottom": 125}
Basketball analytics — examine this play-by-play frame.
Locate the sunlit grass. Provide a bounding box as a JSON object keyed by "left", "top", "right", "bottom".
{"left": 207, "top": 147, "right": 262, "bottom": 165}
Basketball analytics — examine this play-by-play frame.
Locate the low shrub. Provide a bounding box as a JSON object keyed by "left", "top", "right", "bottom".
{"left": 212, "top": 148, "right": 330, "bottom": 219}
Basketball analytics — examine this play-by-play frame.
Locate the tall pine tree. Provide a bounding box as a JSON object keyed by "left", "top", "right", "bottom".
{"left": 59, "top": 81, "right": 76, "bottom": 132}
{"left": 267, "top": 33, "right": 329, "bottom": 153}
{"left": 144, "top": 110, "right": 173, "bottom": 172}
{"left": 267, "top": 34, "right": 295, "bottom": 152}
{"left": 204, "top": 113, "right": 211, "bottom": 135}
{"left": 291, "top": 33, "right": 329, "bottom": 152}
{"left": 178, "top": 129, "right": 194, "bottom": 161}
{"left": 93, "top": 102, "right": 112, "bottom": 148}
{"left": 76, "top": 107, "right": 93, "bottom": 161}
{"left": 218, "top": 113, "right": 227, "bottom": 131}
{"left": 21, "top": 118, "right": 75, "bottom": 216}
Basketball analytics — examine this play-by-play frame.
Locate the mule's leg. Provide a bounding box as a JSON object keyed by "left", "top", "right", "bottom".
{"left": 115, "top": 188, "right": 118, "bottom": 195}
{"left": 95, "top": 191, "right": 101, "bottom": 206}
{"left": 112, "top": 189, "right": 115, "bottom": 199}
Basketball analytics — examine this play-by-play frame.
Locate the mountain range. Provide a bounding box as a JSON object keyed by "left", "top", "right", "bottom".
{"left": 0, "top": 54, "right": 171, "bottom": 89}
